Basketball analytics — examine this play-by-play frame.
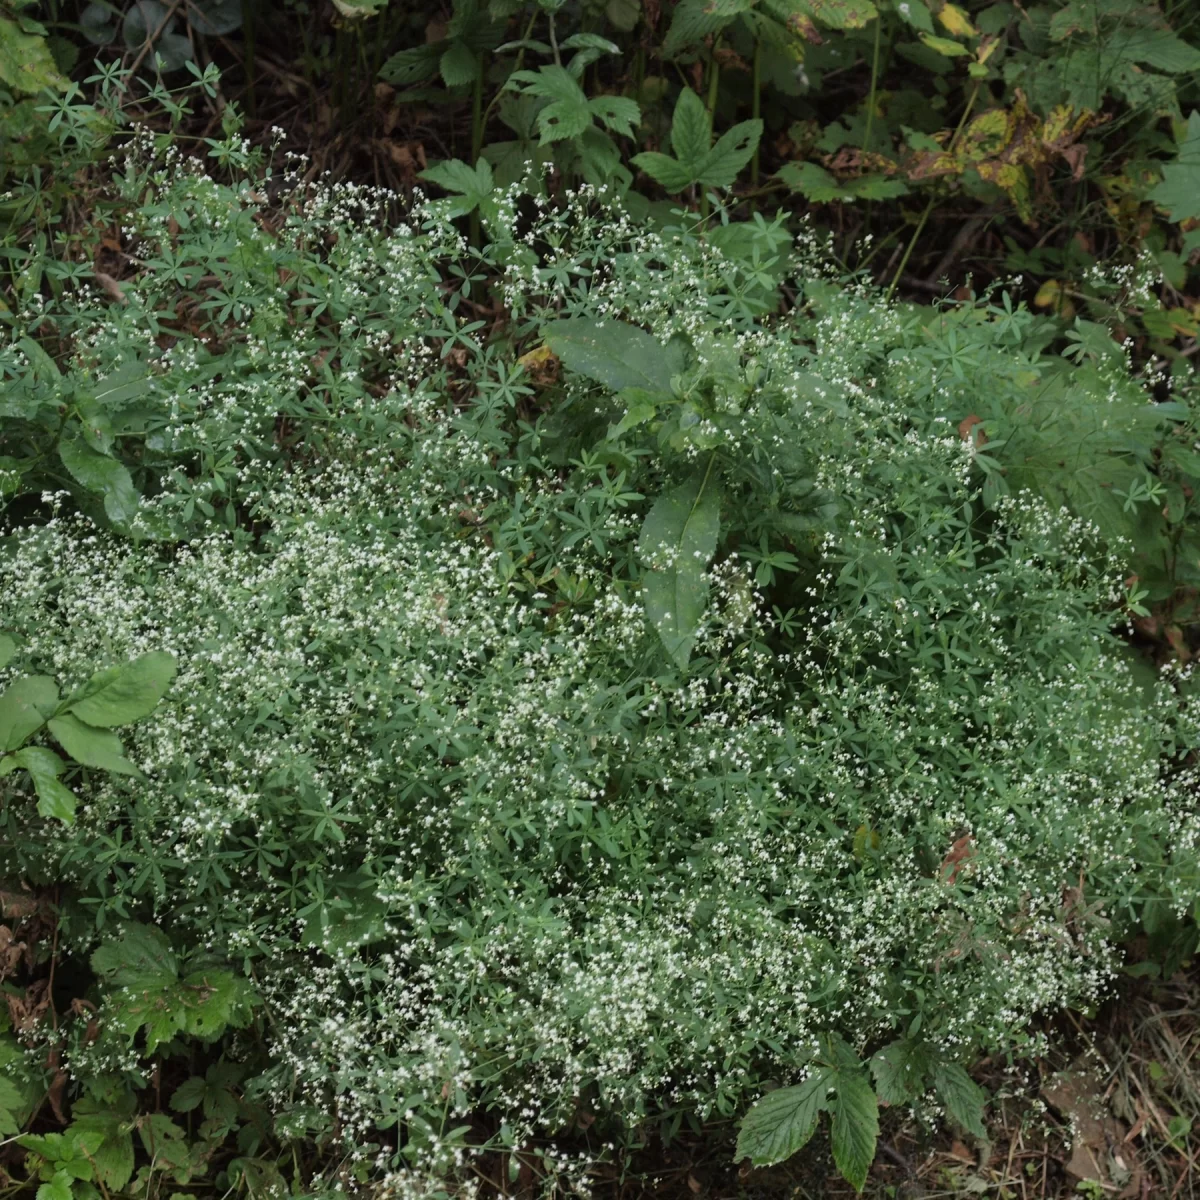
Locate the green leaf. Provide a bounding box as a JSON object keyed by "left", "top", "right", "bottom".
{"left": 932, "top": 1062, "right": 988, "bottom": 1139}
{"left": 419, "top": 157, "right": 495, "bottom": 217}
{"left": 588, "top": 94, "right": 641, "bottom": 139}
{"left": 67, "top": 1109, "right": 135, "bottom": 1191}
{"left": 36, "top": 1170, "right": 74, "bottom": 1200}
{"left": 697, "top": 119, "right": 762, "bottom": 188}
{"left": 57, "top": 433, "right": 139, "bottom": 525}
{"left": 637, "top": 462, "right": 722, "bottom": 670}
{"left": 0, "top": 1076, "right": 25, "bottom": 1136}
{"left": 170, "top": 1077, "right": 207, "bottom": 1114}
{"left": 828, "top": 1070, "right": 879, "bottom": 1192}
{"left": 12, "top": 746, "right": 77, "bottom": 823}
{"left": 1115, "top": 29, "right": 1200, "bottom": 75}
{"left": 91, "top": 923, "right": 178, "bottom": 989}
{"left": 869, "top": 1038, "right": 931, "bottom": 1105}
{"left": 0, "top": 635, "right": 16, "bottom": 671}
{"left": 0, "top": 675, "right": 58, "bottom": 751}
{"left": 541, "top": 317, "right": 682, "bottom": 393}
{"left": 919, "top": 33, "right": 970, "bottom": 56}
{"left": 47, "top": 714, "right": 141, "bottom": 777}
{"left": 63, "top": 651, "right": 176, "bottom": 728}
{"left": 736, "top": 1069, "right": 832, "bottom": 1166}
{"left": 379, "top": 44, "right": 441, "bottom": 86}
{"left": 630, "top": 149, "right": 697, "bottom": 193}
{"left": 1149, "top": 111, "right": 1200, "bottom": 224}
{"left": 0, "top": 16, "right": 68, "bottom": 94}
{"left": 670, "top": 87, "right": 712, "bottom": 174}
{"left": 802, "top": 0, "right": 878, "bottom": 29}
{"left": 439, "top": 41, "right": 477, "bottom": 88}
{"left": 662, "top": 0, "right": 747, "bottom": 56}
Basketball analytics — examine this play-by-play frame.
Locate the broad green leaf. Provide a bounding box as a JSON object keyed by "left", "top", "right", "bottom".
{"left": 0, "top": 16, "right": 68, "bottom": 94}
{"left": 67, "top": 1109, "right": 135, "bottom": 1191}
{"left": 638, "top": 463, "right": 722, "bottom": 670}
{"left": 630, "top": 150, "right": 696, "bottom": 193}
{"left": 932, "top": 1062, "right": 988, "bottom": 1139}
{"left": 0, "top": 635, "right": 16, "bottom": 671}
{"left": 1116, "top": 29, "right": 1200, "bottom": 75}
{"left": 0, "top": 675, "right": 59, "bottom": 751}
{"left": 47, "top": 714, "right": 141, "bottom": 777}
{"left": 419, "top": 157, "right": 495, "bottom": 217}
{"left": 541, "top": 317, "right": 682, "bottom": 393}
{"left": 828, "top": 1070, "right": 879, "bottom": 1192}
{"left": 378, "top": 44, "right": 440, "bottom": 86}
{"left": 588, "top": 94, "right": 641, "bottom": 139}
{"left": 662, "top": 0, "right": 747, "bottom": 56}
{"left": 1149, "top": 111, "right": 1200, "bottom": 224}
{"left": 186, "top": 0, "right": 244, "bottom": 35}
{"left": 736, "top": 1068, "right": 832, "bottom": 1166}
{"left": 778, "top": 161, "right": 847, "bottom": 202}
{"left": 439, "top": 41, "right": 477, "bottom": 88}
{"left": 670, "top": 87, "right": 712, "bottom": 174}
{"left": 606, "top": 391, "right": 666, "bottom": 440}
{"left": 91, "top": 923, "right": 178, "bottom": 989}
{"left": 35, "top": 1170, "right": 73, "bottom": 1200}
{"left": 920, "top": 33, "right": 970, "bottom": 57}
{"left": 63, "top": 651, "right": 177, "bottom": 728}
{"left": 802, "top": 0, "right": 878, "bottom": 29}
{"left": 12, "top": 746, "right": 77, "bottom": 823}
{"left": 697, "top": 119, "right": 763, "bottom": 188}
{"left": 58, "top": 433, "right": 139, "bottom": 525}
{"left": 0, "top": 1076, "right": 24, "bottom": 1136}
{"left": 170, "top": 1076, "right": 207, "bottom": 1113}
{"left": 869, "top": 1038, "right": 931, "bottom": 1104}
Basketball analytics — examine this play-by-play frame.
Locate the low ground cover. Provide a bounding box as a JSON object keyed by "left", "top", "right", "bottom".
{"left": 0, "top": 115, "right": 1198, "bottom": 1195}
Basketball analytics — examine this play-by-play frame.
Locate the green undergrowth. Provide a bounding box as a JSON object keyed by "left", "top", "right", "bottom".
{"left": 0, "top": 129, "right": 1199, "bottom": 1197}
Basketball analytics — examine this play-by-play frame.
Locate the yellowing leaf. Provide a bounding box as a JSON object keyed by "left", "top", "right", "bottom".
{"left": 1033, "top": 280, "right": 1075, "bottom": 320}
{"left": 937, "top": 2, "right": 976, "bottom": 37}
{"left": 920, "top": 33, "right": 970, "bottom": 57}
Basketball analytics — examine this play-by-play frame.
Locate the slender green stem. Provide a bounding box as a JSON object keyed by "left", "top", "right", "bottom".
{"left": 480, "top": 8, "right": 538, "bottom": 133}
{"left": 750, "top": 39, "right": 761, "bottom": 189}
{"left": 863, "top": 15, "right": 882, "bottom": 157}
{"left": 549, "top": 12, "right": 561, "bottom": 67}
{"left": 702, "top": 39, "right": 722, "bottom": 220}
{"left": 886, "top": 80, "right": 981, "bottom": 302}
{"left": 469, "top": 51, "right": 486, "bottom": 250}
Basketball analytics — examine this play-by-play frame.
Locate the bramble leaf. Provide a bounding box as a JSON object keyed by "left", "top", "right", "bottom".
{"left": 828, "top": 1069, "right": 879, "bottom": 1192}
{"left": 0, "top": 675, "right": 58, "bottom": 751}
{"left": 638, "top": 462, "right": 721, "bottom": 670}
{"left": 736, "top": 1068, "right": 832, "bottom": 1166}
{"left": 932, "top": 1062, "right": 988, "bottom": 1139}
{"left": 48, "top": 714, "right": 142, "bottom": 777}
{"left": 541, "top": 317, "right": 683, "bottom": 393}
{"left": 63, "top": 651, "right": 176, "bottom": 728}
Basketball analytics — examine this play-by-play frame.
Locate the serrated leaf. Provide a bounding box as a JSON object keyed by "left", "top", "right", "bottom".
{"left": 804, "top": 0, "right": 877, "bottom": 30}
{"left": 869, "top": 1038, "right": 931, "bottom": 1104}
{"left": 0, "top": 675, "right": 58, "bottom": 751}
{"left": 58, "top": 433, "right": 139, "bottom": 525}
{"left": 379, "top": 44, "right": 441, "bottom": 86}
{"left": 419, "top": 156, "right": 495, "bottom": 217}
{"left": 12, "top": 746, "right": 76, "bottom": 823}
{"left": 736, "top": 1069, "right": 832, "bottom": 1166}
{"left": 778, "top": 161, "right": 849, "bottom": 201}
{"left": 697, "top": 118, "right": 762, "bottom": 188}
{"left": 170, "top": 1076, "right": 207, "bottom": 1113}
{"left": 631, "top": 150, "right": 697, "bottom": 192}
{"left": 541, "top": 318, "right": 683, "bottom": 393}
{"left": 1115, "top": 28, "right": 1200, "bottom": 75}
{"left": 439, "top": 41, "right": 477, "bottom": 87}
{"left": 932, "top": 1062, "right": 988, "bottom": 1139}
{"left": 67, "top": 1110, "right": 135, "bottom": 1191}
{"left": 589, "top": 94, "right": 641, "bottom": 139}
{"left": 47, "top": 714, "right": 141, "bottom": 777}
{"left": 662, "top": 0, "right": 746, "bottom": 56}
{"left": 828, "top": 1070, "right": 879, "bottom": 1192}
{"left": 63, "top": 651, "right": 176, "bottom": 728}
{"left": 91, "top": 923, "right": 178, "bottom": 989}
{"left": 670, "top": 87, "right": 712, "bottom": 173}
{"left": 0, "top": 1076, "right": 25, "bottom": 1136}
{"left": 0, "top": 16, "right": 68, "bottom": 94}
{"left": 895, "top": 0, "right": 933, "bottom": 32}
{"left": 1148, "top": 111, "right": 1200, "bottom": 224}
{"left": 638, "top": 464, "right": 721, "bottom": 670}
